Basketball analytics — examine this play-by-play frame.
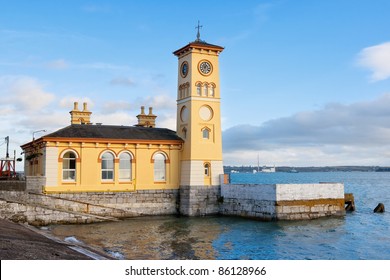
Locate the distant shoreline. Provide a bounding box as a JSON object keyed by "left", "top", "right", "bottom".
{"left": 224, "top": 166, "right": 390, "bottom": 173}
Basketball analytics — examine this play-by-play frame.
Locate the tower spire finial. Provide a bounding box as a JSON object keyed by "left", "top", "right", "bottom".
{"left": 195, "top": 20, "right": 203, "bottom": 42}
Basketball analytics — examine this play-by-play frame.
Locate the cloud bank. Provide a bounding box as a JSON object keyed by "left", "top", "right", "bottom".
{"left": 223, "top": 94, "right": 390, "bottom": 166}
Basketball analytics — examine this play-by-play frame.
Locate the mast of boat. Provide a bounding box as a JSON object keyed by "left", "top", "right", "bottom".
{"left": 257, "top": 154, "right": 260, "bottom": 172}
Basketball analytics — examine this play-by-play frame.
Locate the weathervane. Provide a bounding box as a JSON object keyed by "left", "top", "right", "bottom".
{"left": 195, "top": 20, "right": 203, "bottom": 42}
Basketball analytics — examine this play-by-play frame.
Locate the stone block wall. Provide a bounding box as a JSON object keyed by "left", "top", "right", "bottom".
{"left": 49, "top": 189, "right": 179, "bottom": 217}
{"left": 220, "top": 183, "right": 345, "bottom": 220}
{"left": 221, "top": 184, "right": 277, "bottom": 220}
{"left": 275, "top": 183, "right": 345, "bottom": 220}
{"left": 0, "top": 188, "right": 179, "bottom": 223}
{"left": 25, "top": 176, "right": 46, "bottom": 192}
{"left": 179, "top": 185, "right": 221, "bottom": 216}
{"left": 0, "top": 199, "right": 108, "bottom": 226}
{"left": 0, "top": 180, "right": 25, "bottom": 191}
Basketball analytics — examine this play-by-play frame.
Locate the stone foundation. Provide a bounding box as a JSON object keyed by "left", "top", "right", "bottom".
{"left": 179, "top": 185, "right": 221, "bottom": 216}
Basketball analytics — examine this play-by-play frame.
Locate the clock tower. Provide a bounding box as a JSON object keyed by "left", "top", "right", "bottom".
{"left": 174, "top": 26, "right": 224, "bottom": 215}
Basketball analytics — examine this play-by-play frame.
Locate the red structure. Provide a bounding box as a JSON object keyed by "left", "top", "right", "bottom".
{"left": 0, "top": 136, "right": 16, "bottom": 179}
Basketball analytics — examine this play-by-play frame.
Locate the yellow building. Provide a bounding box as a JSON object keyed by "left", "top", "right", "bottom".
{"left": 21, "top": 33, "right": 224, "bottom": 200}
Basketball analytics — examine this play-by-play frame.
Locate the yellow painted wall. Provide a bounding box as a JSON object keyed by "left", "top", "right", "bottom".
{"left": 41, "top": 140, "right": 182, "bottom": 193}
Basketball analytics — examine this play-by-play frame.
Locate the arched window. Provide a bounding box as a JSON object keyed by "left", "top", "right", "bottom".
{"left": 202, "top": 128, "right": 210, "bottom": 139}
{"left": 101, "top": 152, "right": 114, "bottom": 180}
{"left": 196, "top": 83, "right": 202, "bottom": 96}
{"left": 209, "top": 84, "right": 215, "bottom": 97}
{"left": 62, "top": 151, "right": 76, "bottom": 181}
{"left": 185, "top": 83, "right": 190, "bottom": 97}
{"left": 182, "top": 127, "right": 187, "bottom": 139}
{"left": 203, "top": 83, "right": 208, "bottom": 96}
{"left": 153, "top": 153, "right": 166, "bottom": 182}
{"left": 179, "top": 85, "right": 183, "bottom": 99}
{"left": 119, "top": 153, "right": 132, "bottom": 181}
{"left": 204, "top": 163, "right": 210, "bottom": 176}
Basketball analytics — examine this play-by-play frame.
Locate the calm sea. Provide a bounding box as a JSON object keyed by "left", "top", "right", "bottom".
{"left": 49, "top": 172, "right": 390, "bottom": 260}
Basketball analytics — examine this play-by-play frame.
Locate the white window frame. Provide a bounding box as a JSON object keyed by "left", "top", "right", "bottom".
{"left": 101, "top": 152, "right": 114, "bottom": 181}
{"left": 153, "top": 153, "right": 166, "bottom": 182}
{"left": 62, "top": 151, "right": 76, "bottom": 181}
{"left": 119, "top": 152, "right": 132, "bottom": 181}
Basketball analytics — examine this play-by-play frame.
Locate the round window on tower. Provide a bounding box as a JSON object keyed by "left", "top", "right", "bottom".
{"left": 199, "top": 105, "right": 213, "bottom": 121}
{"left": 180, "top": 106, "right": 189, "bottom": 122}
{"left": 180, "top": 61, "right": 189, "bottom": 78}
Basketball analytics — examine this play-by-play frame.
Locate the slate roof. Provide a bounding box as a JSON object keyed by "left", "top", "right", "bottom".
{"left": 43, "top": 124, "right": 183, "bottom": 142}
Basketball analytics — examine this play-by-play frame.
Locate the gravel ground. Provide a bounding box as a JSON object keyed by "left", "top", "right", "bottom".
{"left": 0, "top": 218, "right": 111, "bottom": 260}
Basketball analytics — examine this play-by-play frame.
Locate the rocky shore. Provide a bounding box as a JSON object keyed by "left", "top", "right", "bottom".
{"left": 0, "top": 218, "right": 112, "bottom": 260}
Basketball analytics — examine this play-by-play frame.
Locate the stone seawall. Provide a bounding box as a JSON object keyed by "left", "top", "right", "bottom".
{"left": 1, "top": 176, "right": 346, "bottom": 224}
{"left": 0, "top": 188, "right": 179, "bottom": 225}
{"left": 221, "top": 182, "right": 345, "bottom": 220}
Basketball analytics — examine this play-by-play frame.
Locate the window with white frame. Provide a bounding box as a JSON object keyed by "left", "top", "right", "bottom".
{"left": 101, "top": 152, "right": 114, "bottom": 180}
{"left": 62, "top": 151, "right": 76, "bottom": 181}
{"left": 119, "top": 153, "right": 132, "bottom": 181}
{"left": 153, "top": 153, "right": 166, "bottom": 182}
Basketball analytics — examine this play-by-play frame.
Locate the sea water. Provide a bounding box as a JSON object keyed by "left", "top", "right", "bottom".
{"left": 49, "top": 172, "right": 390, "bottom": 260}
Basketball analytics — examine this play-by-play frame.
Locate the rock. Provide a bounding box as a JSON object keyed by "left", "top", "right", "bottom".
{"left": 374, "top": 203, "right": 385, "bottom": 213}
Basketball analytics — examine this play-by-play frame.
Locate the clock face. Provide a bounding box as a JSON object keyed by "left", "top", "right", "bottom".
{"left": 180, "top": 61, "right": 188, "bottom": 78}
{"left": 199, "top": 60, "right": 212, "bottom": 75}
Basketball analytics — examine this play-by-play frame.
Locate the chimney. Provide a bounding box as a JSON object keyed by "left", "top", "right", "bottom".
{"left": 83, "top": 102, "right": 90, "bottom": 112}
{"left": 136, "top": 106, "right": 157, "bottom": 128}
{"left": 70, "top": 101, "right": 92, "bottom": 125}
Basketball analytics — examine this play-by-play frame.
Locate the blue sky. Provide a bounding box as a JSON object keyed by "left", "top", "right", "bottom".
{"left": 1, "top": 0, "right": 390, "bottom": 169}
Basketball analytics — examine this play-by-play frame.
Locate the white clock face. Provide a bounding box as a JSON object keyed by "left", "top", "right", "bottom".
{"left": 199, "top": 61, "right": 212, "bottom": 75}
{"left": 199, "top": 105, "right": 213, "bottom": 121}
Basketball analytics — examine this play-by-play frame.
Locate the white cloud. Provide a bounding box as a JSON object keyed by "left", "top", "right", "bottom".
{"left": 101, "top": 101, "right": 132, "bottom": 114}
{"left": 93, "top": 112, "right": 136, "bottom": 126}
{"left": 357, "top": 42, "right": 390, "bottom": 81}
{"left": 45, "top": 59, "right": 69, "bottom": 70}
{"left": 0, "top": 75, "right": 55, "bottom": 112}
{"left": 76, "top": 62, "right": 130, "bottom": 71}
{"left": 110, "top": 77, "right": 135, "bottom": 87}
{"left": 59, "top": 96, "right": 94, "bottom": 110}
{"left": 223, "top": 93, "right": 390, "bottom": 166}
